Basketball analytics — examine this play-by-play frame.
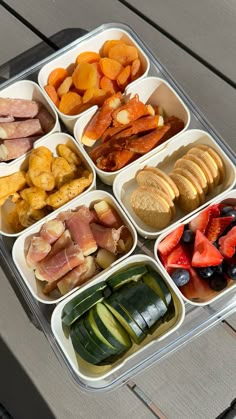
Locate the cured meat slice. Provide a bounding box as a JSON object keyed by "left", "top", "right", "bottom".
{"left": 90, "top": 223, "right": 123, "bottom": 254}
{"left": 0, "top": 98, "right": 40, "bottom": 118}
{"left": 0, "top": 119, "right": 43, "bottom": 140}
{"left": 39, "top": 219, "right": 65, "bottom": 244}
{"left": 0, "top": 136, "right": 40, "bottom": 161}
{"left": 66, "top": 209, "right": 97, "bottom": 256}
{"left": 35, "top": 106, "right": 55, "bottom": 133}
{"left": 56, "top": 256, "right": 97, "bottom": 295}
{"left": 0, "top": 115, "right": 14, "bottom": 123}
{"left": 26, "top": 236, "right": 51, "bottom": 266}
{"left": 35, "top": 243, "right": 84, "bottom": 282}
{"left": 49, "top": 229, "right": 72, "bottom": 257}
{"left": 93, "top": 200, "right": 123, "bottom": 228}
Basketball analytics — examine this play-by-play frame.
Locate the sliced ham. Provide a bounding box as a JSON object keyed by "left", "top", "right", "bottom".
{"left": 57, "top": 256, "right": 96, "bottom": 295}
{"left": 90, "top": 223, "right": 123, "bottom": 254}
{"left": 39, "top": 219, "right": 65, "bottom": 244}
{"left": 35, "top": 243, "right": 84, "bottom": 282}
{"left": 66, "top": 209, "right": 97, "bottom": 256}
{"left": 26, "top": 236, "right": 51, "bottom": 267}
{"left": 49, "top": 229, "right": 72, "bottom": 257}
{"left": 0, "top": 136, "right": 40, "bottom": 161}
{"left": 0, "top": 115, "right": 14, "bottom": 123}
{"left": 0, "top": 119, "right": 43, "bottom": 140}
{"left": 35, "top": 106, "right": 55, "bottom": 133}
{"left": 0, "top": 98, "right": 40, "bottom": 118}
{"left": 93, "top": 200, "right": 123, "bottom": 228}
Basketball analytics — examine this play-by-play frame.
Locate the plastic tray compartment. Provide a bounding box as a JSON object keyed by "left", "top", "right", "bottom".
{"left": 155, "top": 189, "right": 236, "bottom": 306}
{"left": 74, "top": 76, "right": 190, "bottom": 186}
{"left": 113, "top": 129, "right": 236, "bottom": 239}
{"left": 38, "top": 26, "right": 150, "bottom": 132}
{"left": 0, "top": 132, "right": 96, "bottom": 237}
{"left": 12, "top": 190, "right": 137, "bottom": 304}
{"left": 51, "top": 254, "right": 185, "bottom": 389}
{"left": 0, "top": 79, "right": 60, "bottom": 164}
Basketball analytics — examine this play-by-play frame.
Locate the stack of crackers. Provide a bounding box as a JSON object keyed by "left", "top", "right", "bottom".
{"left": 130, "top": 144, "right": 225, "bottom": 229}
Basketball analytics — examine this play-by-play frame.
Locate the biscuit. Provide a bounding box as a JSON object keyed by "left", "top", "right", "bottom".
{"left": 187, "top": 147, "right": 220, "bottom": 187}
{"left": 136, "top": 169, "right": 175, "bottom": 201}
{"left": 130, "top": 186, "right": 173, "bottom": 229}
{"left": 142, "top": 166, "right": 179, "bottom": 198}
{"left": 196, "top": 144, "right": 225, "bottom": 184}
{"left": 173, "top": 167, "right": 205, "bottom": 205}
{"left": 174, "top": 158, "right": 208, "bottom": 194}
{"left": 169, "top": 172, "right": 200, "bottom": 212}
{"left": 181, "top": 153, "right": 214, "bottom": 194}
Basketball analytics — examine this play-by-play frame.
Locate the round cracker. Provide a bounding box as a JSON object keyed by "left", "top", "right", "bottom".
{"left": 187, "top": 147, "right": 219, "bottom": 187}
{"left": 196, "top": 144, "right": 225, "bottom": 184}
{"left": 170, "top": 172, "right": 200, "bottom": 212}
{"left": 174, "top": 158, "right": 208, "bottom": 194}
{"left": 142, "top": 166, "right": 179, "bottom": 198}
{"left": 173, "top": 167, "right": 205, "bottom": 205}
{"left": 182, "top": 153, "right": 214, "bottom": 194}
{"left": 136, "top": 169, "right": 175, "bottom": 201}
{"left": 130, "top": 186, "right": 172, "bottom": 229}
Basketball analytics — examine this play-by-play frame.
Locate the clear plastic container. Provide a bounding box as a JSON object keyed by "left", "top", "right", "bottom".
{"left": 0, "top": 23, "right": 236, "bottom": 393}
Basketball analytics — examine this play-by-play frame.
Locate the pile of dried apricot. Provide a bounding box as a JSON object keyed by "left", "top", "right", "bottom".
{"left": 44, "top": 40, "right": 144, "bottom": 116}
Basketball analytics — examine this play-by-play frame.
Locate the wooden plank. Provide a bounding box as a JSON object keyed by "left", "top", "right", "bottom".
{"left": 134, "top": 324, "right": 236, "bottom": 419}
{"left": 0, "top": 6, "right": 44, "bottom": 67}
{"left": 121, "top": 0, "right": 236, "bottom": 84}
{"left": 4, "top": 0, "right": 236, "bottom": 151}
{"left": 226, "top": 312, "right": 236, "bottom": 330}
{"left": 0, "top": 267, "right": 154, "bottom": 419}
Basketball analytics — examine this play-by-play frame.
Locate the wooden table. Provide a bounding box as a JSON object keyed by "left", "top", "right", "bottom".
{"left": 0, "top": 2, "right": 236, "bottom": 418}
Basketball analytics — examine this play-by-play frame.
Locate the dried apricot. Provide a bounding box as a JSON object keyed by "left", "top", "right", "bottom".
{"left": 83, "top": 88, "right": 107, "bottom": 106}
{"left": 59, "top": 92, "right": 82, "bottom": 115}
{"left": 72, "top": 62, "right": 97, "bottom": 90}
{"left": 131, "top": 58, "right": 143, "bottom": 81}
{"left": 99, "top": 58, "right": 123, "bottom": 80}
{"left": 108, "top": 44, "right": 138, "bottom": 66}
{"left": 117, "top": 65, "right": 131, "bottom": 90}
{"left": 44, "top": 85, "right": 60, "bottom": 107}
{"left": 76, "top": 51, "right": 100, "bottom": 64}
{"left": 47, "top": 68, "right": 68, "bottom": 89}
{"left": 100, "top": 76, "right": 118, "bottom": 94}
{"left": 102, "top": 40, "right": 125, "bottom": 57}
{"left": 57, "top": 76, "right": 73, "bottom": 98}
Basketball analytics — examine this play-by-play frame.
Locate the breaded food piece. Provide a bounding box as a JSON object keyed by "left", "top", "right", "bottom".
{"left": 28, "top": 146, "right": 55, "bottom": 191}
{"left": 57, "top": 143, "right": 81, "bottom": 166}
{"left": 0, "top": 171, "right": 26, "bottom": 206}
{"left": 20, "top": 187, "right": 48, "bottom": 210}
{"left": 51, "top": 156, "right": 76, "bottom": 189}
{"left": 16, "top": 199, "right": 49, "bottom": 228}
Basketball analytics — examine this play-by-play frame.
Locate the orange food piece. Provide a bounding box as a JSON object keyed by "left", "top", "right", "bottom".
{"left": 83, "top": 88, "right": 107, "bottom": 106}
{"left": 72, "top": 62, "right": 97, "bottom": 90}
{"left": 131, "top": 58, "right": 143, "bottom": 81}
{"left": 100, "top": 76, "right": 118, "bottom": 95}
{"left": 91, "top": 62, "right": 103, "bottom": 88}
{"left": 47, "top": 68, "right": 68, "bottom": 90}
{"left": 108, "top": 44, "right": 138, "bottom": 66}
{"left": 117, "top": 65, "right": 131, "bottom": 90}
{"left": 99, "top": 58, "right": 123, "bottom": 81}
{"left": 76, "top": 51, "right": 100, "bottom": 64}
{"left": 66, "top": 63, "right": 76, "bottom": 76}
{"left": 57, "top": 76, "right": 73, "bottom": 98}
{"left": 44, "top": 85, "right": 60, "bottom": 107}
{"left": 102, "top": 40, "right": 125, "bottom": 57}
{"left": 59, "top": 92, "right": 82, "bottom": 115}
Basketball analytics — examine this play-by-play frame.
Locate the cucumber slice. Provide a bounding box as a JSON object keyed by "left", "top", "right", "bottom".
{"left": 73, "top": 319, "right": 108, "bottom": 362}
{"left": 118, "top": 282, "right": 167, "bottom": 329}
{"left": 146, "top": 268, "right": 172, "bottom": 306}
{"left": 62, "top": 281, "right": 107, "bottom": 317}
{"left": 107, "top": 265, "right": 148, "bottom": 290}
{"left": 92, "top": 303, "right": 132, "bottom": 352}
{"left": 104, "top": 299, "right": 146, "bottom": 344}
{"left": 85, "top": 310, "right": 119, "bottom": 356}
{"left": 70, "top": 327, "right": 99, "bottom": 365}
{"left": 62, "top": 290, "right": 104, "bottom": 327}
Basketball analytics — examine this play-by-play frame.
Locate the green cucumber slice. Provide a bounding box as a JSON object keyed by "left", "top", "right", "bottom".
{"left": 104, "top": 299, "right": 146, "bottom": 344}
{"left": 85, "top": 310, "right": 118, "bottom": 355}
{"left": 107, "top": 265, "right": 148, "bottom": 290}
{"left": 62, "top": 290, "right": 104, "bottom": 327}
{"left": 92, "top": 303, "right": 132, "bottom": 352}
{"left": 146, "top": 268, "right": 172, "bottom": 306}
{"left": 72, "top": 319, "right": 108, "bottom": 362}
{"left": 70, "top": 327, "right": 98, "bottom": 365}
{"left": 62, "top": 281, "right": 107, "bottom": 317}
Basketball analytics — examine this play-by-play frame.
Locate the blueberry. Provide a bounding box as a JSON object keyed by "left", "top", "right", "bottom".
{"left": 221, "top": 206, "right": 236, "bottom": 218}
{"left": 182, "top": 229, "right": 195, "bottom": 244}
{"left": 212, "top": 241, "right": 220, "bottom": 249}
{"left": 197, "top": 266, "right": 214, "bottom": 279}
{"left": 209, "top": 274, "right": 227, "bottom": 291}
{"left": 171, "top": 269, "right": 190, "bottom": 287}
{"left": 212, "top": 262, "right": 224, "bottom": 274}
{"left": 226, "top": 264, "right": 236, "bottom": 280}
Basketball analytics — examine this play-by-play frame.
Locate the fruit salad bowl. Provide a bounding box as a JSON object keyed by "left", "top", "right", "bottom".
{"left": 155, "top": 189, "right": 236, "bottom": 306}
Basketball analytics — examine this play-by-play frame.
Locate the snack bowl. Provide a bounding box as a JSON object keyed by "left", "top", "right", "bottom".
{"left": 74, "top": 76, "right": 190, "bottom": 186}
{"left": 38, "top": 26, "right": 150, "bottom": 132}
{"left": 0, "top": 80, "right": 60, "bottom": 164}
{"left": 51, "top": 254, "right": 185, "bottom": 387}
{"left": 12, "top": 190, "right": 137, "bottom": 304}
{"left": 155, "top": 189, "right": 236, "bottom": 306}
{"left": 0, "top": 132, "right": 96, "bottom": 237}
{"left": 113, "top": 129, "right": 236, "bottom": 239}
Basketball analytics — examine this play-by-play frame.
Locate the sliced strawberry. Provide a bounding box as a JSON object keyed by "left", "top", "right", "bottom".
{"left": 205, "top": 216, "right": 233, "bottom": 242}
{"left": 189, "top": 208, "right": 210, "bottom": 233}
{"left": 191, "top": 230, "right": 223, "bottom": 267}
{"left": 158, "top": 224, "right": 184, "bottom": 256}
{"left": 219, "top": 226, "right": 236, "bottom": 258}
{"left": 166, "top": 242, "right": 191, "bottom": 269}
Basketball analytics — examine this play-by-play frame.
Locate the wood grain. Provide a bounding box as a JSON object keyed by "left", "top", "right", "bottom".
{"left": 227, "top": 312, "right": 236, "bottom": 330}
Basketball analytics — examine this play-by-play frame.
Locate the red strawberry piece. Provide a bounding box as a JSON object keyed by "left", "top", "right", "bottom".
{"left": 166, "top": 242, "right": 191, "bottom": 269}
{"left": 208, "top": 203, "right": 221, "bottom": 220}
{"left": 191, "top": 230, "right": 223, "bottom": 267}
{"left": 189, "top": 208, "right": 210, "bottom": 233}
{"left": 219, "top": 226, "right": 236, "bottom": 258}
{"left": 158, "top": 224, "right": 184, "bottom": 256}
{"left": 205, "top": 216, "right": 234, "bottom": 242}
{"left": 180, "top": 267, "right": 217, "bottom": 301}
